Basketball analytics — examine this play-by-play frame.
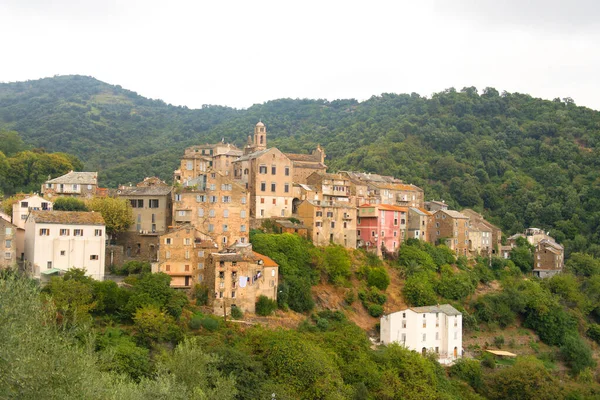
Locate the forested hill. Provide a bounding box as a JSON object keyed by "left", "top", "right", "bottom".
{"left": 2, "top": 75, "right": 600, "bottom": 255}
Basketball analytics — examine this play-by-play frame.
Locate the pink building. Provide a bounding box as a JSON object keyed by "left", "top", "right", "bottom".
{"left": 357, "top": 204, "right": 407, "bottom": 257}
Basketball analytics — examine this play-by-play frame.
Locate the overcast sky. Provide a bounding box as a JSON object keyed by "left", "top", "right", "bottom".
{"left": 1, "top": 0, "right": 599, "bottom": 110}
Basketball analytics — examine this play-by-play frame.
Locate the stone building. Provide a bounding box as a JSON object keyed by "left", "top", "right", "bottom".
{"left": 157, "top": 225, "right": 217, "bottom": 288}
{"left": 340, "top": 171, "right": 424, "bottom": 208}
{"left": 205, "top": 243, "right": 279, "bottom": 315}
{"left": 467, "top": 221, "right": 493, "bottom": 256}
{"left": 305, "top": 172, "right": 352, "bottom": 203}
{"left": 285, "top": 146, "right": 327, "bottom": 184}
{"left": 172, "top": 169, "right": 250, "bottom": 248}
{"left": 0, "top": 219, "right": 17, "bottom": 269}
{"left": 407, "top": 207, "right": 431, "bottom": 241}
{"left": 24, "top": 211, "right": 106, "bottom": 280}
{"left": 297, "top": 199, "right": 357, "bottom": 248}
{"left": 42, "top": 171, "right": 98, "bottom": 199}
{"left": 461, "top": 209, "right": 502, "bottom": 255}
{"left": 173, "top": 143, "right": 242, "bottom": 183}
{"left": 428, "top": 209, "right": 470, "bottom": 257}
{"left": 233, "top": 147, "right": 294, "bottom": 219}
{"left": 380, "top": 304, "right": 463, "bottom": 365}
{"left": 534, "top": 239, "right": 564, "bottom": 278}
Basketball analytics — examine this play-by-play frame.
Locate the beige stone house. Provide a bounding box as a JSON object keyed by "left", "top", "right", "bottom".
{"left": 172, "top": 169, "right": 250, "bottom": 248}
{"left": 408, "top": 207, "right": 431, "bottom": 241}
{"left": 285, "top": 146, "right": 327, "bottom": 184}
{"left": 467, "top": 221, "right": 493, "bottom": 256}
{"left": 157, "top": 225, "right": 217, "bottom": 288}
{"left": 340, "top": 171, "right": 424, "bottom": 208}
{"left": 42, "top": 171, "right": 98, "bottom": 198}
{"left": 428, "top": 209, "right": 470, "bottom": 257}
{"left": 0, "top": 219, "right": 17, "bottom": 269}
{"left": 461, "top": 209, "right": 502, "bottom": 255}
{"left": 305, "top": 172, "right": 352, "bottom": 203}
{"left": 233, "top": 147, "right": 294, "bottom": 219}
{"left": 425, "top": 200, "right": 449, "bottom": 213}
{"left": 174, "top": 143, "right": 242, "bottom": 183}
{"left": 297, "top": 199, "right": 357, "bottom": 248}
{"left": 206, "top": 242, "right": 278, "bottom": 315}
{"left": 24, "top": 211, "right": 106, "bottom": 280}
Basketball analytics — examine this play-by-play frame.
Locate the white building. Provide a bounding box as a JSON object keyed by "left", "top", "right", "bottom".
{"left": 380, "top": 304, "right": 463, "bottom": 365}
{"left": 12, "top": 194, "right": 53, "bottom": 261}
{"left": 24, "top": 211, "right": 106, "bottom": 280}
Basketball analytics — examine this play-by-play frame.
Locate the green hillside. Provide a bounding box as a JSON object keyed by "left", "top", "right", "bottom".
{"left": 2, "top": 76, "right": 600, "bottom": 256}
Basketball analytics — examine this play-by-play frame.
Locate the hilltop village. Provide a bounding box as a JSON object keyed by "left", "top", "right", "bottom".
{"left": 0, "top": 121, "right": 565, "bottom": 360}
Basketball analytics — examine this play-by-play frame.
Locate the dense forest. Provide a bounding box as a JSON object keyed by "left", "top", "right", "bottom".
{"left": 2, "top": 75, "right": 600, "bottom": 256}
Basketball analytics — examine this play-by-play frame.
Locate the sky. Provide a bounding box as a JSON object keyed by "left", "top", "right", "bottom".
{"left": 1, "top": 0, "right": 599, "bottom": 110}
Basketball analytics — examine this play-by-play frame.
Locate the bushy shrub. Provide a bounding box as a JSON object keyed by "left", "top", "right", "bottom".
{"left": 480, "top": 352, "right": 495, "bottom": 369}
{"left": 367, "top": 267, "right": 390, "bottom": 291}
{"left": 586, "top": 323, "right": 600, "bottom": 344}
{"left": 449, "top": 358, "right": 483, "bottom": 391}
{"left": 560, "top": 335, "right": 596, "bottom": 375}
{"left": 189, "top": 316, "right": 203, "bottom": 330}
{"left": 367, "top": 304, "right": 384, "bottom": 318}
{"left": 256, "top": 295, "right": 278, "bottom": 316}
{"left": 402, "top": 273, "right": 437, "bottom": 306}
{"left": 230, "top": 306, "right": 243, "bottom": 320}
{"left": 201, "top": 317, "right": 219, "bottom": 332}
{"left": 193, "top": 284, "right": 209, "bottom": 306}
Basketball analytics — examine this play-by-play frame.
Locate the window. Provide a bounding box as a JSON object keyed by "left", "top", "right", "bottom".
{"left": 186, "top": 160, "right": 193, "bottom": 170}
{"left": 260, "top": 198, "right": 265, "bottom": 204}
{"left": 198, "top": 250, "right": 205, "bottom": 257}
{"left": 222, "top": 196, "right": 231, "bottom": 203}
{"left": 178, "top": 210, "right": 187, "bottom": 217}
{"left": 241, "top": 197, "right": 247, "bottom": 204}
{"left": 60, "top": 250, "right": 65, "bottom": 256}
{"left": 165, "top": 238, "right": 172, "bottom": 245}
{"left": 5, "top": 240, "right": 11, "bottom": 248}
{"left": 184, "top": 238, "right": 191, "bottom": 245}
{"left": 47, "top": 261, "right": 52, "bottom": 269}
{"left": 259, "top": 165, "right": 267, "bottom": 174}
{"left": 271, "top": 183, "right": 276, "bottom": 192}
{"left": 223, "top": 209, "right": 229, "bottom": 218}
{"left": 185, "top": 250, "right": 190, "bottom": 259}
{"left": 394, "top": 231, "right": 397, "bottom": 237}
{"left": 402, "top": 320, "right": 406, "bottom": 328}
{"left": 401, "top": 333, "right": 406, "bottom": 342}
{"left": 60, "top": 229, "right": 70, "bottom": 236}
{"left": 454, "top": 331, "right": 458, "bottom": 340}
{"left": 198, "top": 262, "right": 204, "bottom": 269}
{"left": 316, "top": 221, "right": 322, "bottom": 227}
{"left": 316, "top": 211, "right": 323, "bottom": 217}
{"left": 72, "top": 184, "right": 78, "bottom": 191}
{"left": 21, "top": 201, "right": 28, "bottom": 208}
{"left": 149, "top": 199, "right": 159, "bottom": 208}
{"left": 185, "top": 264, "right": 190, "bottom": 271}
{"left": 260, "top": 209, "right": 264, "bottom": 217}
{"left": 175, "top": 194, "right": 182, "bottom": 201}
{"left": 402, "top": 312, "right": 406, "bottom": 318}
{"left": 281, "top": 209, "right": 285, "bottom": 217}
{"left": 394, "top": 218, "right": 398, "bottom": 225}
{"left": 223, "top": 225, "right": 228, "bottom": 232}
{"left": 136, "top": 199, "right": 144, "bottom": 208}
{"left": 21, "top": 215, "right": 27, "bottom": 220}
{"left": 95, "top": 229, "right": 102, "bottom": 237}
{"left": 381, "top": 231, "right": 385, "bottom": 237}
{"left": 435, "top": 332, "right": 439, "bottom": 340}
{"left": 231, "top": 291, "right": 236, "bottom": 298}
{"left": 208, "top": 224, "right": 214, "bottom": 232}
{"left": 39, "top": 229, "right": 50, "bottom": 236}
{"left": 222, "top": 237, "right": 227, "bottom": 244}
{"left": 326, "top": 211, "right": 333, "bottom": 218}
{"left": 272, "top": 198, "right": 276, "bottom": 205}
{"left": 271, "top": 165, "right": 276, "bottom": 175}
{"left": 422, "top": 334, "right": 426, "bottom": 342}
{"left": 331, "top": 221, "right": 335, "bottom": 228}
{"left": 343, "top": 222, "right": 347, "bottom": 228}
{"left": 90, "top": 255, "right": 99, "bottom": 260}
{"left": 208, "top": 195, "right": 216, "bottom": 203}
{"left": 210, "top": 184, "right": 216, "bottom": 191}
{"left": 260, "top": 182, "right": 266, "bottom": 191}
{"left": 209, "top": 209, "right": 216, "bottom": 217}
{"left": 198, "top": 208, "right": 205, "bottom": 217}
{"left": 284, "top": 183, "right": 289, "bottom": 193}
{"left": 196, "top": 195, "right": 206, "bottom": 203}
{"left": 241, "top": 225, "right": 247, "bottom": 232}
{"left": 284, "top": 166, "right": 290, "bottom": 176}
{"left": 165, "top": 251, "right": 171, "bottom": 259}
{"left": 240, "top": 210, "right": 246, "bottom": 218}
{"left": 165, "top": 264, "right": 171, "bottom": 272}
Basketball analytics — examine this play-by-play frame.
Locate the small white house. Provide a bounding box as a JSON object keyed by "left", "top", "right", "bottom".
{"left": 12, "top": 194, "right": 53, "bottom": 261}
{"left": 24, "top": 211, "right": 106, "bottom": 280}
{"left": 380, "top": 304, "right": 463, "bottom": 365}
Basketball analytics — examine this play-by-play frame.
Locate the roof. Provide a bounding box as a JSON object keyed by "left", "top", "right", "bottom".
{"left": 440, "top": 210, "right": 468, "bottom": 219}
{"left": 285, "top": 153, "right": 319, "bottom": 162}
{"left": 470, "top": 221, "right": 492, "bottom": 232}
{"left": 342, "top": 171, "right": 402, "bottom": 184}
{"left": 30, "top": 211, "right": 105, "bottom": 225}
{"left": 486, "top": 350, "right": 517, "bottom": 357}
{"left": 461, "top": 208, "right": 502, "bottom": 231}
{"left": 408, "top": 304, "right": 462, "bottom": 316}
{"left": 417, "top": 207, "right": 432, "bottom": 216}
{"left": 233, "top": 148, "right": 272, "bottom": 162}
{"left": 295, "top": 183, "right": 316, "bottom": 191}
{"left": 253, "top": 251, "right": 278, "bottom": 267}
{"left": 46, "top": 171, "right": 97, "bottom": 185}
{"left": 118, "top": 186, "right": 172, "bottom": 196}
{"left": 539, "top": 238, "right": 564, "bottom": 251}
{"left": 372, "top": 182, "right": 424, "bottom": 192}
{"left": 292, "top": 161, "right": 327, "bottom": 169}
{"left": 408, "top": 207, "right": 428, "bottom": 216}
{"left": 305, "top": 200, "right": 355, "bottom": 209}
{"left": 359, "top": 204, "right": 407, "bottom": 212}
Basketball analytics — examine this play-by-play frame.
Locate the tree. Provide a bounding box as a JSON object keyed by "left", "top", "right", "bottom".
{"left": 133, "top": 305, "right": 180, "bottom": 346}
{"left": 486, "top": 357, "right": 562, "bottom": 400}
{"left": 53, "top": 196, "right": 88, "bottom": 211}
{"left": 87, "top": 197, "right": 134, "bottom": 240}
